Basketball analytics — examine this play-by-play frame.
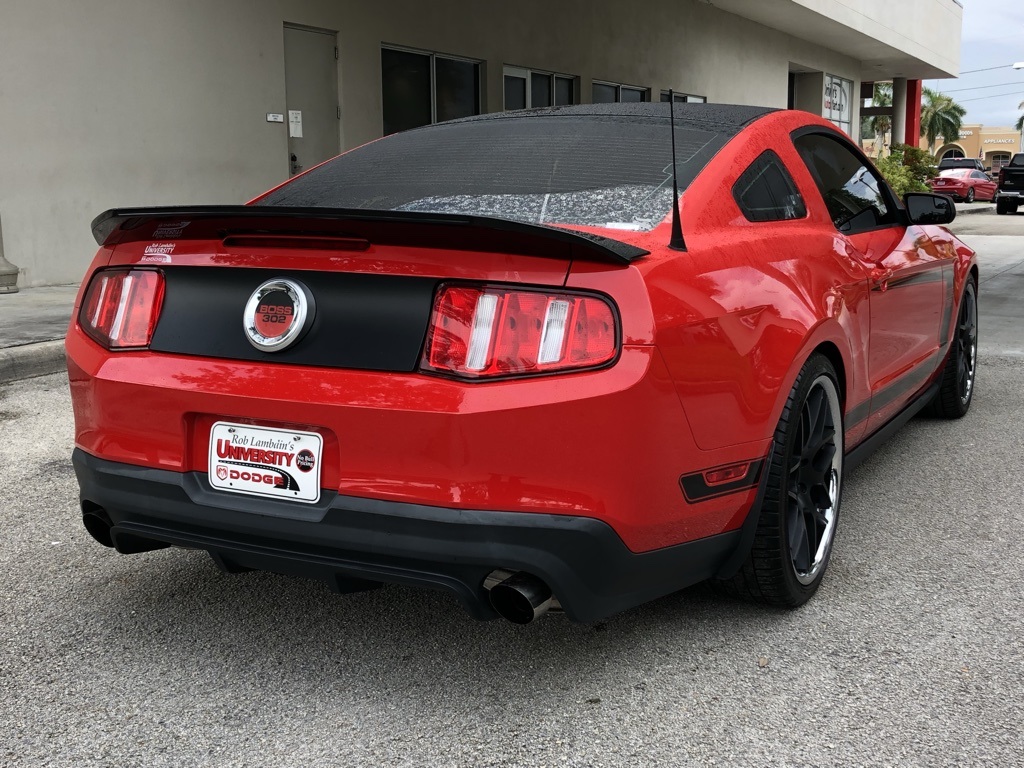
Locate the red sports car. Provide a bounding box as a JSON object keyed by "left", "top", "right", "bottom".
{"left": 927, "top": 168, "right": 998, "bottom": 202}
{"left": 67, "top": 104, "right": 978, "bottom": 624}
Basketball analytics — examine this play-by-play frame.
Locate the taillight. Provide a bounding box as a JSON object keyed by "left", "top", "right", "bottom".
{"left": 999, "top": 168, "right": 1006, "bottom": 186}
{"left": 79, "top": 268, "right": 165, "bottom": 349}
{"left": 422, "top": 284, "right": 618, "bottom": 379}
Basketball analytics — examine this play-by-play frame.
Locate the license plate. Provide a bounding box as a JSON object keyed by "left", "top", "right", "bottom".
{"left": 209, "top": 422, "right": 323, "bottom": 503}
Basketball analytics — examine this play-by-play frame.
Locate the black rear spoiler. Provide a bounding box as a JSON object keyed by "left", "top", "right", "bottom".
{"left": 90, "top": 206, "right": 649, "bottom": 265}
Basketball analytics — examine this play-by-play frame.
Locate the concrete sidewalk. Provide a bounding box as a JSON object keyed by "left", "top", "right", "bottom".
{"left": 0, "top": 284, "right": 78, "bottom": 384}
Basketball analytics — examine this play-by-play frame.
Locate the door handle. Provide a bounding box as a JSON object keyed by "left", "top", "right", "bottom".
{"left": 870, "top": 267, "right": 893, "bottom": 291}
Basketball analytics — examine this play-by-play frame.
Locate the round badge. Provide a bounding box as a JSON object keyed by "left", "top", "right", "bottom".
{"left": 296, "top": 449, "right": 316, "bottom": 473}
{"left": 243, "top": 279, "right": 315, "bottom": 352}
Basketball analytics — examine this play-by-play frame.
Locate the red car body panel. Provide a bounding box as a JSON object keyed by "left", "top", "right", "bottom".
{"left": 66, "top": 105, "right": 977, "bottom": 620}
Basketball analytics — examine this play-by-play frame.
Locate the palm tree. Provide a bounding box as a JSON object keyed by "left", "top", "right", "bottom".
{"left": 869, "top": 83, "right": 893, "bottom": 157}
{"left": 1015, "top": 100, "right": 1023, "bottom": 133}
{"left": 920, "top": 87, "right": 967, "bottom": 154}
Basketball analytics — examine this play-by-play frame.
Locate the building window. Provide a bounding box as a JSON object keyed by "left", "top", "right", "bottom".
{"left": 381, "top": 46, "right": 481, "bottom": 135}
{"left": 991, "top": 152, "right": 1012, "bottom": 171}
{"left": 823, "top": 73, "right": 853, "bottom": 136}
{"left": 660, "top": 91, "right": 707, "bottom": 103}
{"left": 503, "top": 66, "right": 576, "bottom": 110}
{"left": 592, "top": 81, "right": 649, "bottom": 104}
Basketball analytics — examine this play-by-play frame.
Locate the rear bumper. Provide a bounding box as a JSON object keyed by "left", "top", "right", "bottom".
{"left": 996, "top": 190, "right": 1023, "bottom": 199}
{"left": 73, "top": 449, "right": 743, "bottom": 623}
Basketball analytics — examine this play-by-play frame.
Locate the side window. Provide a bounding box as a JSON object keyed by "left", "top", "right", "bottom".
{"left": 972, "top": 171, "right": 988, "bottom": 181}
{"left": 793, "top": 133, "right": 894, "bottom": 233}
{"left": 732, "top": 150, "right": 807, "bottom": 222}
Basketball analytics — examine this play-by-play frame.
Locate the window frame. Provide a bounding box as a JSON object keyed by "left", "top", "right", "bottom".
{"left": 592, "top": 80, "right": 650, "bottom": 104}
{"left": 503, "top": 65, "right": 577, "bottom": 110}
{"left": 659, "top": 90, "right": 707, "bottom": 104}
{"left": 790, "top": 126, "right": 905, "bottom": 235}
{"left": 381, "top": 44, "right": 482, "bottom": 133}
{"left": 732, "top": 150, "right": 807, "bottom": 223}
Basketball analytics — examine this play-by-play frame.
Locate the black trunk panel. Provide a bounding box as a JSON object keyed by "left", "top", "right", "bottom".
{"left": 149, "top": 268, "right": 436, "bottom": 371}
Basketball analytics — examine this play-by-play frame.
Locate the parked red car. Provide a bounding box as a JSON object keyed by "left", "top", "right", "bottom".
{"left": 927, "top": 168, "right": 998, "bottom": 202}
{"left": 67, "top": 104, "right": 978, "bottom": 624}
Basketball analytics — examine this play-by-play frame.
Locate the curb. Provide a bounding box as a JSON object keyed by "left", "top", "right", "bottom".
{"left": 955, "top": 204, "right": 995, "bottom": 216}
{"left": 0, "top": 339, "right": 67, "bottom": 385}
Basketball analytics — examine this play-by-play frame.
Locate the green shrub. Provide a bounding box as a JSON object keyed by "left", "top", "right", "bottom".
{"left": 874, "top": 144, "right": 935, "bottom": 197}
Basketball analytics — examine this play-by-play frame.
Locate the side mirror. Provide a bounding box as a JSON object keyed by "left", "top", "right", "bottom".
{"left": 985, "top": 167, "right": 992, "bottom": 172}
{"left": 904, "top": 193, "right": 955, "bottom": 225}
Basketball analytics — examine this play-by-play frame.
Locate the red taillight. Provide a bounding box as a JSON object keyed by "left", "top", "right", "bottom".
{"left": 999, "top": 168, "right": 1006, "bottom": 186}
{"left": 79, "top": 268, "right": 165, "bottom": 349}
{"left": 422, "top": 285, "right": 618, "bottom": 379}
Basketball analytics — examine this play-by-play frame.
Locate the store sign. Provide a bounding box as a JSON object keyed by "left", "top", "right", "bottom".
{"left": 984, "top": 138, "right": 1016, "bottom": 144}
{"left": 823, "top": 75, "right": 852, "bottom": 127}
{"left": 959, "top": 131, "right": 974, "bottom": 137}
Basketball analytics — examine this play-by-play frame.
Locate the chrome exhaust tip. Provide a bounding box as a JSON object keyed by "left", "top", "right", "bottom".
{"left": 488, "top": 571, "right": 556, "bottom": 624}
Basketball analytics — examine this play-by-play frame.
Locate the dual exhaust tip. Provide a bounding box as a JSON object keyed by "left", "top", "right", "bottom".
{"left": 84, "top": 504, "right": 558, "bottom": 624}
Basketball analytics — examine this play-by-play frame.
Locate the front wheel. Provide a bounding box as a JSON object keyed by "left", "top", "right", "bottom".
{"left": 721, "top": 354, "right": 844, "bottom": 606}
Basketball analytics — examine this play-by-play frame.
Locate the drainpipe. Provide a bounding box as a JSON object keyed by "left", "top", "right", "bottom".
{"left": 0, "top": 212, "right": 20, "bottom": 293}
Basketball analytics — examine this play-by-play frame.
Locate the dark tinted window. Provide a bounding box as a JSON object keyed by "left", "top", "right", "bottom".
{"left": 592, "top": 83, "right": 617, "bottom": 103}
{"left": 504, "top": 75, "right": 526, "bottom": 110}
{"left": 794, "top": 133, "right": 893, "bottom": 232}
{"left": 554, "top": 76, "right": 574, "bottom": 106}
{"left": 381, "top": 49, "right": 431, "bottom": 135}
{"left": 733, "top": 151, "right": 806, "bottom": 222}
{"left": 1011, "top": 154, "right": 1024, "bottom": 167}
{"left": 531, "top": 73, "right": 552, "bottom": 108}
{"left": 435, "top": 57, "right": 479, "bottom": 123}
{"left": 259, "top": 105, "right": 756, "bottom": 231}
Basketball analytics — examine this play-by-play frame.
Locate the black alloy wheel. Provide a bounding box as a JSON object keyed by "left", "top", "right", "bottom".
{"left": 930, "top": 279, "right": 978, "bottom": 418}
{"left": 721, "top": 354, "right": 843, "bottom": 606}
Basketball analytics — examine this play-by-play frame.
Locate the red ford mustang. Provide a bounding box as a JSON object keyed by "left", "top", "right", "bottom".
{"left": 67, "top": 104, "right": 978, "bottom": 624}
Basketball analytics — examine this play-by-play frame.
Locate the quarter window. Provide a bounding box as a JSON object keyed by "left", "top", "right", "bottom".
{"left": 592, "top": 81, "right": 649, "bottom": 103}
{"left": 503, "top": 66, "right": 577, "bottom": 110}
{"left": 382, "top": 46, "right": 481, "bottom": 135}
{"left": 794, "top": 133, "right": 894, "bottom": 232}
{"left": 733, "top": 151, "right": 806, "bottom": 222}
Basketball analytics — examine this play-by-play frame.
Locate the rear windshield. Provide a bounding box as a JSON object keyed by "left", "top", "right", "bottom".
{"left": 939, "top": 159, "right": 978, "bottom": 168}
{"left": 257, "top": 110, "right": 739, "bottom": 232}
{"left": 1011, "top": 154, "right": 1024, "bottom": 168}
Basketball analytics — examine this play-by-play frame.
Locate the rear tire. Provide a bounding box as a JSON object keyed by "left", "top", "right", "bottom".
{"left": 929, "top": 279, "right": 978, "bottom": 419}
{"left": 965, "top": 188, "right": 975, "bottom": 203}
{"left": 720, "top": 354, "right": 843, "bottom": 606}
{"left": 996, "top": 198, "right": 1010, "bottom": 215}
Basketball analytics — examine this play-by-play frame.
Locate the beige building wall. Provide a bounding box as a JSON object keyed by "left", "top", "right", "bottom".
{"left": 928, "top": 125, "right": 1023, "bottom": 168}
{"left": 0, "top": 0, "right": 954, "bottom": 286}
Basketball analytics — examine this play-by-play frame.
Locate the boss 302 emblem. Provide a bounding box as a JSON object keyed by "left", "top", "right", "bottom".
{"left": 243, "top": 278, "right": 315, "bottom": 352}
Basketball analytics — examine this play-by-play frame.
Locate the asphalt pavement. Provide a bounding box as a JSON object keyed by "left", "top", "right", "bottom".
{"left": 1, "top": 211, "right": 1023, "bottom": 766}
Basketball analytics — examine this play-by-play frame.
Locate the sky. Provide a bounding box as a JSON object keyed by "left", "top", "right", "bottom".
{"left": 922, "top": 0, "right": 1024, "bottom": 128}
